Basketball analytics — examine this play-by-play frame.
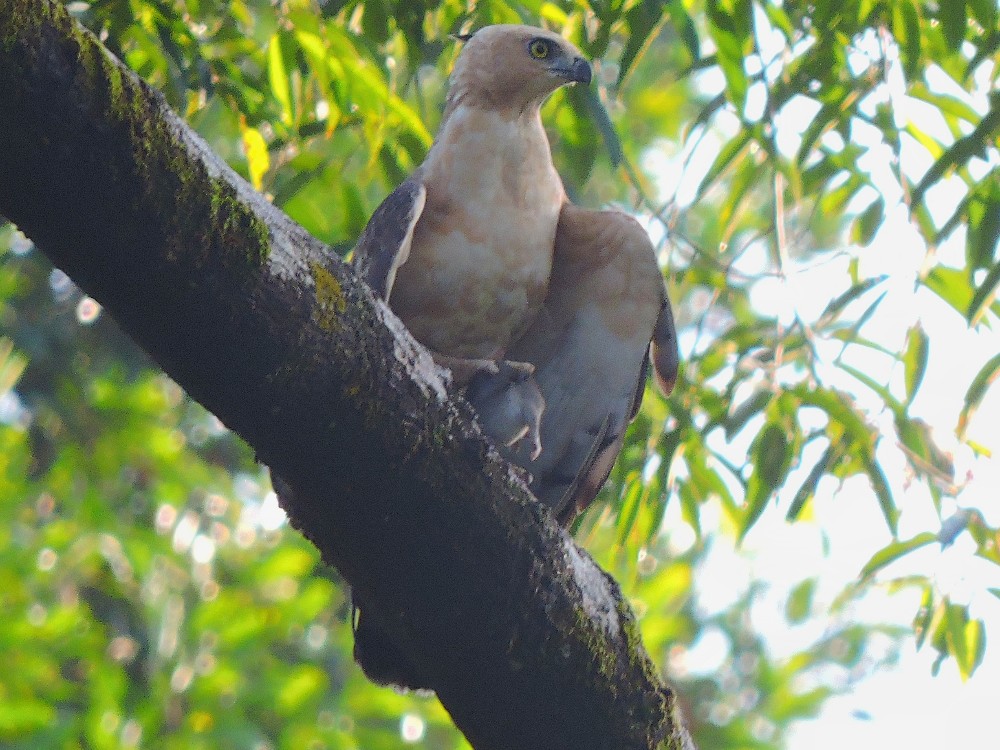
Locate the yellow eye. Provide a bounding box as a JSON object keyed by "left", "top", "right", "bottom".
{"left": 528, "top": 39, "right": 551, "bottom": 59}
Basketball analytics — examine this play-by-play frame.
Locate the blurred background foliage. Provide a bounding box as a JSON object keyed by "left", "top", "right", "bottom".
{"left": 2, "top": 0, "right": 999, "bottom": 747}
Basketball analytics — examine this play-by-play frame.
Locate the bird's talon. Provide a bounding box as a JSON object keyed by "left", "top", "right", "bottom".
{"left": 503, "top": 360, "right": 535, "bottom": 380}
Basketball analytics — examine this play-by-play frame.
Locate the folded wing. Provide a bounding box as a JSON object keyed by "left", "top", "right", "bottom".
{"left": 475, "top": 203, "right": 678, "bottom": 526}
{"left": 351, "top": 177, "right": 426, "bottom": 301}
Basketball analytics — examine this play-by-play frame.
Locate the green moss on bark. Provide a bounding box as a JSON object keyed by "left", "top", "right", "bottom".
{"left": 4, "top": 0, "right": 271, "bottom": 277}
{"left": 310, "top": 261, "right": 348, "bottom": 331}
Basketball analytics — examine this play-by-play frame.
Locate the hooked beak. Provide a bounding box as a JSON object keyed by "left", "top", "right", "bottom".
{"left": 553, "top": 56, "right": 592, "bottom": 85}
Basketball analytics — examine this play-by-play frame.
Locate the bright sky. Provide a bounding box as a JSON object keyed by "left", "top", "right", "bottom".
{"left": 643, "top": 10, "right": 1000, "bottom": 746}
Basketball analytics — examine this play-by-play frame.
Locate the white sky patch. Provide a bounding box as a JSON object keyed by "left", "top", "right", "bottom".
{"left": 257, "top": 491, "right": 288, "bottom": 532}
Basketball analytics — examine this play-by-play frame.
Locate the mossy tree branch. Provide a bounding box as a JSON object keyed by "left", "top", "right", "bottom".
{"left": 0, "top": 1, "right": 694, "bottom": 748}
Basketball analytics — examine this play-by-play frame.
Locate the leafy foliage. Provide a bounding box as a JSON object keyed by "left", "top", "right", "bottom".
{"left": 3, "top": 0, "right": 999, "bottom": 747}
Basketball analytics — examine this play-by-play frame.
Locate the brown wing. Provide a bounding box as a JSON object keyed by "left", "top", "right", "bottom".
{"left": 477, "top": 203, "right": 679, "bottom": 525}
{"left": 651, "top": 286, "right": 680, "bottom": 398}
{"left": 351, "top": 177, "right": 426, "bottom": 301}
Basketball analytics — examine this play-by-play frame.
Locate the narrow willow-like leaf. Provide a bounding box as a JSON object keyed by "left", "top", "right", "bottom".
{"left": 724, "top": 389, "right": 771, "bottom": 440}
{"left": 859, "top": 533, "right": 937, "bottom": 579}
{"left": 945, "top": 603, "right": 972, "bottom": 678}
{"left": 967, "top": 259, "right": 1000, "bottom": 325}
{"left": 818, "top": 275, "right": 888, "bottom": 324}
{"left": 892, "top": 0, "right": 922, "bottom": 79}
{"left": 786, "top": 446, "right": 834, "bottom": 521}
{"left": 958, "top": 353, "right": 1000, "bottom": 438}
{"left": 268, "top": 33, "right": 293, "bottom": 125}
{"left": 966, "top": 184, "right": 1000, "bottom": 271}
{"left": 868, "top": 456, "right": 898, "bottom": 535}
{"left": 914, "top": 586, "right": 934, "bottom": 649}
{"left": 912, "top": 107, "right": 1000, "bottom": 208}
{"left": 939, "top": 0, "right": 968, "bottom": 52}
{"left": 696, "top": 130, "right": 752, "bottom": 200}
{"left": 903, "top": 325, "right": 930, "bottom": 405}
{"left": 742, "top": 422, "right": 790, "bottom": 539}
{"left": 617, "top": 0, "right": 666, "bottom": 86}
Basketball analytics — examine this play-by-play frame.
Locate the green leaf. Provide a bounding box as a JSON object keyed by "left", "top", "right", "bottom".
{"left": 255, "top": 546, "right": 317, "bottom": 581}
{"left": 616, "top": 474, "right": 644, "bottom": 546}
{"left": 850, "top": 197, "right": 884, "bottom": 246}
{"left": 276, "top": 664, "right": 328, "bottom": 715}
{"left": 786, "top": 579, "right": 816, "bottom": 624}
{"left": 894, "top": 415, "right": 955, "bottom": 485}
{"left": 912, "top": 107, "right": 1000, "bottom": 208}
{"left": 786, "top": 446, "right": 834, "bottom": 521}
{"left": 360, "top": 0, "right": 389, "bottom": 44}
{"left": 757, "top": 422, "right": 791, "bottom": 490}
{"left": 967, "top": 185, "right": 1000, "bottom": 271}
{"left": 864, "top": 455, "right": 898, "bottom": 535}
{"left": 724, "top": 389, "right": 771, "bottom": 440}
{"left": 794, "top": 386, "right": 873, "bottom": 447}
{"left": 241, "top": 125, "right": 270, "bottom": 191}
{"left": 860, "top": 533, "right": 937, "bottom": 579}
{"left": 818, "top": 275, "right": 888, "bottom": 325}
{"left": 945, "top": 603, "right": 985, "bottom": 680}
{"left": 718, "top": 149, "right": 763, "bottom": 240}
{"left": 940, "top": 0, "right": 968, "bottom": 52}
{"left": 706, "top": 3, "right": 750, "bottom": 109}
{"left": 268, "top": 32, "right": 293, "bottom": 125}
{"left": 742, "top": 422, "right": 791, "bottom": 538}
{"left": 761, "top": 2, "right": 794, "bottom": 39}
{"left": 968, "top": 259, "right": 1000, "bottom": 325}
{"left": 819, "top": 171, "right": 866, "bottom": 218}
{"left": 576, "top": 86, "right": 623, "bottom": 167}
{"left": 892, "top": 0, "right": 923, "bottom": 79}
{"left": 0, "top": 699, "right": 57, "bottom": 734}
{"left": 660, "top": 0, "right": 701, "bottom": 64}
{"left": 965, "top": 619, "right": 987, "bottom": 678}
{"left": 924, "top": 266, "right": 975, "bottom": 317}
{"left": 909, "top": 82, "right": 985, "bottom": 129}
{"left": 770, "top": 686, "right": 833, "bottom": 722}
{"left": 697, "top": 130, "right": 753, "bottom": 200}
{"left": 852, "top": 291, "right": 890, "bottom": 341}
{"left": 0, "top": 337, "right": 27, "bottom": 396}
{"left": 678, "top": 481, "right": 702, "bottom": 537}
{"left": 902, "top": 325, "right": 930, "bottom": 405}
{"left": 969, "top": 0, "right": 998, "bottom": 32}
{"left": 618, "top": 1, "right": 666, "bottom": 86}
{"left": 959, "top": 353, "right": 1000, "bottom": 438}
{"left": 796, "top": 103, "right": 845, "bottom": 167}
{"left": 914, "top": 586, "right": 934, "bottom": 649}
{"left": 837, "top": 361, "right": 899, "bottom": 411}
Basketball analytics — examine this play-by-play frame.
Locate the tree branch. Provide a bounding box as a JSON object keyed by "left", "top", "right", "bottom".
{"left": 0, "top": 2, "right": 694, "bottom": 748}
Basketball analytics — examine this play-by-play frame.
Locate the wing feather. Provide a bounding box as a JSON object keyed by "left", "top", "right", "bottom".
{"left": 651, "top": 288, "right": 680, "bottom": 396}
{"left": 351, "top": 178, "right": 426, "bottom": 301}
{"left": 479, "top": 203, "right": 678, "bottom": 524}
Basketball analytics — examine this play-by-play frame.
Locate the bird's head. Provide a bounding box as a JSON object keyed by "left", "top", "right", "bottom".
{"left": 447, "top": 25, "right": 592, "bottom": 115}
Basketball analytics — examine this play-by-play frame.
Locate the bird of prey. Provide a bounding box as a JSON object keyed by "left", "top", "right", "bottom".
{"left": 353, "top": 24, "right": 592, "bottom": 454}
{"left": 469, "top": 202, "right": 679, "bottom": 526}
{"left": 348, "top": 23, "right": 591, "bottom": 688}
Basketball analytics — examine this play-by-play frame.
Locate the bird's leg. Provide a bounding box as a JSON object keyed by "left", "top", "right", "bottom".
{"left": 430, "top": 351, "right": 504, "bottom": 384}
{"left": 465, "top": 361, "right": 545, "bottom": 462}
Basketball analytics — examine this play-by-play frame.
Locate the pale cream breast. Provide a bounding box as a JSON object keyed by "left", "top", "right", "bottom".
{"left": 390, "top": 106, "right": 565, "bottom": 358}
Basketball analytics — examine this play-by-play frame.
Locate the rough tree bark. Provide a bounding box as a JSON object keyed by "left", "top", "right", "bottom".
{"left": 0, "top": 1, "right": 695, "bottom": 748}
